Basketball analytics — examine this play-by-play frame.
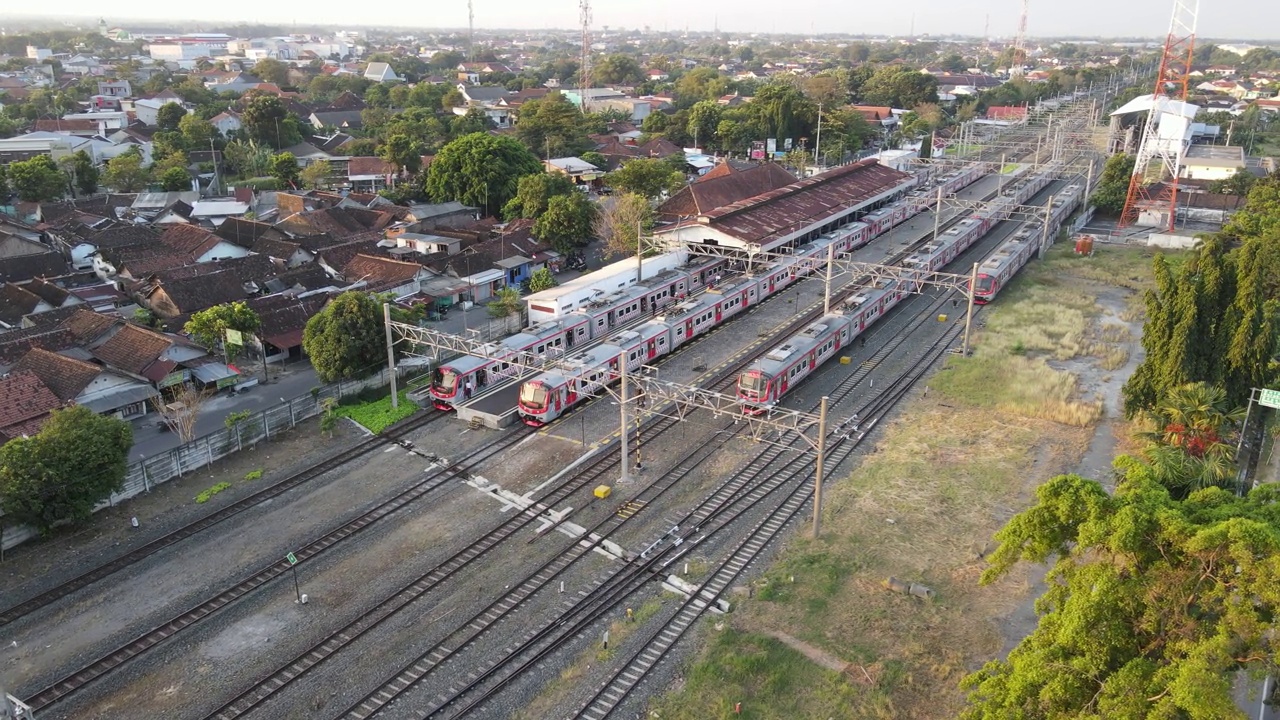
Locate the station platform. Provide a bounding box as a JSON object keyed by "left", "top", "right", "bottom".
{"left": 454, "top": 380, "right": 524, "bottom": 429}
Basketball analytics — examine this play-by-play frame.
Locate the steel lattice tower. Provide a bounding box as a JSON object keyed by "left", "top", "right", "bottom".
{"left": 579, "top": 0, "right": 592, "bottom": 113}
{"left": 1012, "top": 0, "right": 1029, "bottom": 76}
{"left": 1118, "top": 0, "right": 1199, "bottom": 231}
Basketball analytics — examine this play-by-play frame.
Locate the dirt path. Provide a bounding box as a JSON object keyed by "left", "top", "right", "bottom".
{"left": 758, "top": 628, "right": 849, "bottom": 673}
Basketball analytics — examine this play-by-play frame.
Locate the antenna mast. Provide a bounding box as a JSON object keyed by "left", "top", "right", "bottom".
{"left": 1118, "top": 0, "right": 1199, "bottom": 231}
{"left": 579, "top": 0, "right": 592, "bottom": 112}
{"left": 1012, "top": 0, "right": 1029, "bottom": 76}
{"left": 468, "top": 0, "right": 475, "bottom": 61}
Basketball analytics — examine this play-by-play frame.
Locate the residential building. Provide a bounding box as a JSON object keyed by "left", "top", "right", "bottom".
{"left": 364, "top": 62, "right": 401, "bottom": 83}
{"left": 1181, "top": 145, "right": 1246, "bottom": 181}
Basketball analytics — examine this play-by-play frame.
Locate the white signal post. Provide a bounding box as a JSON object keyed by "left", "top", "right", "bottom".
{"left": 384, "top": 302, "right": 399, "bottom": 410}
{"left": 619, "top": 366, "right": 631, "bottom": 485}
{"left": 962, "top": 262, "right": 979, "bottom": 357}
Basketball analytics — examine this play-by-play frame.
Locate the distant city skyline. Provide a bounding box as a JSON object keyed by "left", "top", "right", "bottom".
{"left": 1, "top": 0, "right": 1276, "bottom": 42}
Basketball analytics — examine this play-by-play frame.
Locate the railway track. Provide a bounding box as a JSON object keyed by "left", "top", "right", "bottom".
{"left": 405, "top": 179, "right": 1077, "bottom": 719}
{"left": 207, "top": 162, "right": 1058, "bottom": 720}
{"left": 0, "top": 408, "right": 447, "bottom": 630}
{"left": 18, "top": 420, "right": 533, "bottom": 714}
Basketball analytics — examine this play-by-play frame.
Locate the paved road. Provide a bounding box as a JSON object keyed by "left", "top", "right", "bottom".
{"left": 1236, "top": 673, "right": 1278, "bottom": 720}
{"left": 130, "top": 363, "right": 320, "bottom": 461}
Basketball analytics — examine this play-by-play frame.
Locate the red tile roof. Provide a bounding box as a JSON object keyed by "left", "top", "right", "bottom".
{"left": 12, "top": 348, "right": 100, "bottom": 401}
{"left": 342, "top": 254, "right": 424, "bottom": 287}
{"left": 157, "top": 224, "right": 224, "bottom": 260}
{"left": 693, "top": 159, "right": 912, "bottom": 248}
{"left": 60, "top": 309, "right": 119, "bottom": 342}
{"left": 92, "top": 324, "right": 172, "bottom": 375}
{"left": 346, "top": 156, "right": 395, "bottom": 177}
{"left": 656, "top": 162, "right": 796, "bottom": 222}
{"left": 986, "top": 105, "right": 1028, "bottom": 121}
{"left": 0, "top": 370, "right": 61, "bottom": 436}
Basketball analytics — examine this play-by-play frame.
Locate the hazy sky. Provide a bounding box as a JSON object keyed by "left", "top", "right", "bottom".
{"left": 2, "top": 0, "right": 1276, "bottom": 41}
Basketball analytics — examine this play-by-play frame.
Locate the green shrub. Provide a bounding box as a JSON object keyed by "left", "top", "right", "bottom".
{"left": 195, "top": 482, "right": 232, "bottom": 503}
{"left": 244, "top": 469, "right": 263, "bottom": 481}
{"left": 333, "top": 391, "right": 418, "bottom": 434}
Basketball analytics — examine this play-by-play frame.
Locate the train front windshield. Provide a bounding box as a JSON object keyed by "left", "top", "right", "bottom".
{"left": 435, "top": 368, "right": 459, "bottom": 393}
{"left": 738, "top": 372, "right": 767, "bottom": 397}
{"left": 520, "top": 382, "right": 548, "bottom": 410}
{"left": 974, "top": 275, "right": 995, "bottom": 294}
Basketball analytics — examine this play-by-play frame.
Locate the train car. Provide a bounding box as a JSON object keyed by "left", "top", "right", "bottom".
{"left": 974, "top": 227, "right": 1038, "bottom": 304}
{"left": 658, "top": 287, "right": 748, "bottom": 351}
{"left": 429, "top": 315, "right": 589, "bottom": 409}
{"left": 737, "top": 314, "right": 856, "bottom": 414}
{"left": 705, "top": 275, "right": 765, "bottom": 313}
{"left": 577, "top": 284, "right": 652, "bottom": 339}
{"left": 517, "top": 344, "right": 625, "bottom": 426}
{"left": 682, "top": 255, "right": 730, "bottom": 293}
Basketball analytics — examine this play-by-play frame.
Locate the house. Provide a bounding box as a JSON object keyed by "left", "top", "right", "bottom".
{"left": 276, "top": 206, "right": 397, "bottom": 238}
{"left": 340, "top": 253, "right": 432, "bottom": 297}
{"left": 347, "top": 156, "right": 396, "bottom": 192}
{"left": 403, "top": 201, "right": 480, "bottom": 231}
{"left": 985, "top": 106, "right": 1028, "bottom": 123}
{"left": 56, "top": 224, "right": 157, "bottom": 273}
{"left": 851, "top": 106, "right": 897, "bottom": 126}
{"left": 134, "top": 97, "right": 186, "bottom": 126}
{"left": 646, "top": 68, "right": 670, "bottom": 82}
{"left": 1181, "top": 145, "right": 1246, "bottom": 181}
{"left": 209, "top": 110, "right": 242, "bottom": 135}
{"left": 309, "top": 110, "right": 364, "bottom": 131}
{"left": 0, "top": 250, "right": 70, "bottom": 285}
{"left": 130, "top": 191, "right": 201, "bottom": 220}
{"left": 655, "top": 162, "right": 796, "bottom": 224}
{"left": 97, "top": 79, "right": 133, "bottom": 98}
{"left": 545, "top": 157, "right": 605, "bottom": 185}
{"left": 0, "top": 283, "right": 54, "bottom": 328}
{"left": 456, "top": 62, "right": 516, "bottom": 83}
{"left": 0, "top": 370, "right": 63, "bottom": 441}
{"left": 189, "top": 199, "right": 252, "bottom": 225}
{"left": 156, "top": 224, "right": 251, "bottom": 263}
{"left": 141, "top": 268, "right": 257, "bottom": 318}
{"left": 12, "top": 348, "right": 157, "bottom": 421}
{"left": 250, "top": 293, "right": 331, "bottom": 362}
{"left": 21, "top": 277, "right": 84, "bottom": 311}
{"left": 363, "top": 62, "right": 401, "bottom": 83}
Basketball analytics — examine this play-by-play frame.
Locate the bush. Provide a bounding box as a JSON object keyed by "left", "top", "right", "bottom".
{"left": 244, "top": 469, "right": 263, "bottom": 481}
{"left": 333, "top": 391, "right": 418, "bottom": 434}
{"left": 195, "top": 482, "right": 232, "bottom": 503}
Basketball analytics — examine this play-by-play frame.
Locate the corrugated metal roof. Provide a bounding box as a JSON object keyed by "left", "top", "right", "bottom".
{"left": 695, "top": 160, "right": 912, "bottom": 247}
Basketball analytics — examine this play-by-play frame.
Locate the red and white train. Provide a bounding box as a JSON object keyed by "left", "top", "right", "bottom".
{"left": 449, "top": 163, "right": 989, "bottom": 414}
{"left": 974, "top": 183, "right": 1083, "bottom": 304}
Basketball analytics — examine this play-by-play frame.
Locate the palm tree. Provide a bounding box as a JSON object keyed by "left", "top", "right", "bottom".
{"left": 1138, "top": 382, "right": 1245, "bottom": 495}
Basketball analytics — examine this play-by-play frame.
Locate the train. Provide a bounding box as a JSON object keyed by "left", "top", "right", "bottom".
{"left": 446, "top": 162, "right": 990, "bottom": 414}
{"left": 737, "top": 167, "right": 1082, "bottom": 414}
{"left": 974, "top": 183, "right": 1084, "bottom": 304}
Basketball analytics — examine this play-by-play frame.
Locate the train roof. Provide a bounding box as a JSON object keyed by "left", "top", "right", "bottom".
{"left": 581, "top": 283, "right": 651, "bottom": 312}
{"left": 657, "top": 293, "right": 719, "bottom": 320}
{"left": 441, "top": 346, "right": 508, "bottom": 373}
{"left": 845, "top": 279, "right": 896, "bottom": 309}
{"left": 979, "top": 228, "right": 1036, "bottom": 275}
{"left": 606, "top": 322, "right": 668, "bottom": 348}
{"left": 534, "top": 343, "right": 623, "bottom": 385}
{"left": 751, "top": 313, "right": 848, "bottom": 375}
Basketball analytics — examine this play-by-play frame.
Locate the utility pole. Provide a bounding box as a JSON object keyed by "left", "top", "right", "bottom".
{"left": 619, "top": 363, "right": 630, "bottom": 485}
{"left": 814, "top": 102, "right": 823, "bottom": 167}
{"left": 823, "top": 241, "right": 834, "bottom": 314}
{"left": 931, "top": 186, "right": 943, "bottom": 240}
{"left": 636, "top": 219, "right": 644, "bottom": 284}
{"left": 384, "top": 303, "right": 399, "bottom": 409}
{"left": 996, "top": 152, "right": 1006, "bottom": 194}
{"left": 812, "top": 396, "right": 829, "bottom": 538}
{"left": 1038, "top": 194, "right": 1054, "bottom": 259}
{"left": 962, "top": 262, "right": 978, "bottom": 356}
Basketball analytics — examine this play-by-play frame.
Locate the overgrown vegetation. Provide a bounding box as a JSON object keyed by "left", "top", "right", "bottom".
{"left": 195, "top": 481, "right": 232, "bottom": 504}
{"left": 332, "top": 389, "right": 417, "bottom": 434}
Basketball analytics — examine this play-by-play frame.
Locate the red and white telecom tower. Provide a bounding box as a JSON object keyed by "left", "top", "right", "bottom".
{"left": 1117, "top": 0, "right": 1199, "bottom": 231}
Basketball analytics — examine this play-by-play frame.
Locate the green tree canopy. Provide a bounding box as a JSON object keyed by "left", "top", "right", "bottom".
{"left": 514, "top": 90, "right": 593, "bottom": 158}
{"left": 155, "top": 101, "right": 187, "bottom": 131}
{"left": 379, "top": 133, "right": 424, "bottom": 175}
{"left": 0, "top": 406, "right": 133, "bottom": 534}
{"left": 183, "top": 301, "right": 262, "bottom": 352}
{"left": 1091, "top": 153, "right": 1136, "bottom": 216}
{"left": 424, "top": 132, "right": 543, "bottom": 217}
{"left": 743, "top": 82, "right": 818, "bottom": 144}
{"left": 8, "top": 155, "right": 65, "bottom": 202}
{"left": 300, "top": 159, "right": 332, "bottom": 190}
{"left": 178, "top": 113, "right": 221, "bottom": 151}
{"left": 594, "top": 54, "right": 644, "bottom": 85}
{"left": 101, "top": 152, "right": 152, "bottom": 192}
{"left": 252, "top": 58, "right": 290, "bottom": 87}
{"left": 70, "top": 149, "right": 99, "bottom": 196}
{"left": 606, "top": 157, "right": 685, "bottom": 200}
{"left": 241, "top": 93, "right": 301, "bottom": 148}
{"left": 268, "top": 152, "right": 300, "bottom": 188}
{"left": 534, "top": 192, "right": 596, "bottom": 256}
{"left": 962, "top": 463, "right": 1280, "bottom": 720}
{"left": 502, "top": 172, "right": 577, "bottom": 220}
{"left": 158, "top": 166, "right": 191, "bottom": 192}
{"left": 527, "top": 266, "right": 558, "bottom": 293}
{"left": 302, "top": 291, "right": 392, "bottom": 383}
{"left": 858, "top": 65, "right": 940, "bottom": 108}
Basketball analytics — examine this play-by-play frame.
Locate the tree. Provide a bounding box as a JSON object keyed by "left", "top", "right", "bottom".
{"left": 859, "top": 65, "right": 939, "bottom": 108}
{"left": 515, "top": 91, "right": 592, "bottom": 158}
{"left": 0, "top": 165, "right": 9, "bottom": 199}
{"left": 102, "top": 152, "right": 152, "bottom": 192}
{"left": 1091, "top": 153, "right": 1136, "bottom": 215}
{"left": 606, "top": 158, "right": 684, "bottom": 200}
{"left": 534, "top": 192, "right": 596, "bottom": 256}
{"left": 745, "top": 82, "right": 818, "bottom": 144}
{"left": 450, "top": 107, "right": 491, "bottom": 137}
{"left": 1138, "top": 382, "right": 1244, "bottom": 495}
{"left": 155, "top": 101, "right": 187, "bottom": 131}
{"left": 8, "top": 155, "right": 65, "bottom": 202}
{"left": 178, "top": 113, "right": 220, "bottom": 149}
{"left": 303, "top": 291, "right": 390, "bottom": 383}
{"left": 962, "top": 465, "right": 1280, "bottom": 720}
{"left": 527, "top": 266, "right": 558, "bottom": 293}
{"left": 241, "top": 94, "right": 299, "bottom": 148}
{"left": 502, "top": 172, "right": 577, "bottom": 220}
{"left": 1207, "top": 167, "right": 1257, "bottom": 196}
{"left": 152, "top": 383, "right": 208, "bottom": 444}
{"left": 594, "top": 54, "right": 644, "bottom": 85}
{"left": 252, "top": 58, "right": 290, "bottom": 87}
{"left": 300, "top": 159, "right": 332, "bottom": 190}
{"left": 69, "top": 149, "right": 99, "bottom": 196}
{"left": 424, "top": 133, "right": 543, "bottom": 217}
{"left": 486, "top": 286, "right": 524, "bottom": 319}
{"left": 158, "top": 166, "right": 191, "bottom": 191}
{"left": 379, "top": 133, "right": 423, "bottom": 175}
{"left": 268, "top": 152, "right": 300, "bottom": 188}
{"left": 686, "top": 100, "right": 723, "bottom": 149}
{"left": 594, "top": 192, "right": 653, "bottom": 259}
{"left": 0, "top": 406, "right": 132, "bottom": 534}
{"left": 183, "top": 301, "right": 262, "bottom": 354}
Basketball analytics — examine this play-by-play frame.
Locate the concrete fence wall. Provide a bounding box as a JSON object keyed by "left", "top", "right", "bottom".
{"left": 1, "top": 367, "right": 406, "bottom": 552}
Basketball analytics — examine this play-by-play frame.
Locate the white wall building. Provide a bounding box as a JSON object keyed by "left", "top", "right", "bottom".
{"left": 148, "top": 43, "right": 214, "bottom": 61}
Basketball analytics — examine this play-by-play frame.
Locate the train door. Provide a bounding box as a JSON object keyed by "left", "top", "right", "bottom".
{"left": 685, "top": 318, "right": 694, "bottom": 338}
{"left": 566, "top": 381, "right": 578, "bottom": 405}
{"left": 647, "top": 338, "right": 657, "bottom": 359}
{"left": 714, "top": 303, "right": 723, "bottom": 324}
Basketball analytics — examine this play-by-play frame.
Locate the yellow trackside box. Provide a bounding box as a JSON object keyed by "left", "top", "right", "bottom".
{"left": 938, "top": 314, "right": 949, "bottom": 322}
{"left": 839, "top": 356, "right": 851, "bottom": 365}
{"left": 594, "top": 485, "right": 612, "bottom": 499}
